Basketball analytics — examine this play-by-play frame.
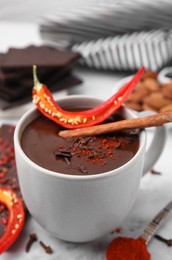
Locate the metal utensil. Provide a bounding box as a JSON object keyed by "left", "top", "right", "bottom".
{"left": 141, "top": 201, "right": 172, "bottom": 244}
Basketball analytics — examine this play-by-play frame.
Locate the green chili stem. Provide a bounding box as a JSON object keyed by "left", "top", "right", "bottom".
{"left": 33, "top": 65, "right": 42, "bottom": 91}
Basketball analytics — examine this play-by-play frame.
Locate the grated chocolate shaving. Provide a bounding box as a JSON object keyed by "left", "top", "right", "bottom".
{"left": 64, "top": 157, "right": 71, "bottom": 165}
{"left": 55, "top": 150, "right": 72, "bottom": 158}
{"left": 79, "top": 164, "right": 88, "bottom": 174}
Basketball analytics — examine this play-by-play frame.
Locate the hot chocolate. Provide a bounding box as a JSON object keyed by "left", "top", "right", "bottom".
{"left": 21, "top": 113, "right": 140, "bottom": 176}
{"left": 14, "top": 95, "right": 166, "bottom": 243}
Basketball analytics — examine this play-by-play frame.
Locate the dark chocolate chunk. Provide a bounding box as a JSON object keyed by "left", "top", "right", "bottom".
{"left": 55, "top": 150, "right": 72, "bottom": 158}
{"left": 0, "top": 66, "right": 72, "bottom": 101}
{"left": 0, "top": 60, "right": 74, "bottom": 85}
{"left": 0, "top": 73, "right": 82, "bottom": 110}
{"left": 79, "top": 164, "right": 88, "bottom": 174}
{"left": 1, "top": 45, "right": 81, "bottom": 71}
{"left": 0, "top": 45, "right": 82, "bottom": 108}
{"left": 0, "top": 53, "right": 5, "bottom": 66}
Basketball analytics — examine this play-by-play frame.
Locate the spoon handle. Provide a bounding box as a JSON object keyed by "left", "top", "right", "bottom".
{"left": 141, "top": 201, "right": 172, "bottom": 244}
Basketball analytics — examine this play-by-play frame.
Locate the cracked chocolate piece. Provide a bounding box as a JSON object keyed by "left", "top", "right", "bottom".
{"left": 1, "top": 45, "right": 80, "bottom": 71}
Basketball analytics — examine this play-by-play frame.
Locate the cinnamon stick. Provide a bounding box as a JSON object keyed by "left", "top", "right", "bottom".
{"left": 58, "top": 111, "right": 172, "bottom": 138}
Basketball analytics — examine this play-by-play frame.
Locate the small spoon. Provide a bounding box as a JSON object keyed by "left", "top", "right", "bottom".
{"left": 106, "top": 201, "right": 172, "bottom": 259}
{"left": 141, "top": 201, "right": 172, "bottom": 244}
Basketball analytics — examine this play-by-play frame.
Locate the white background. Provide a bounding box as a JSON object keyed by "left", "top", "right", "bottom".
{"left": 0, "top": 0, "right": 100, "bottom": 22}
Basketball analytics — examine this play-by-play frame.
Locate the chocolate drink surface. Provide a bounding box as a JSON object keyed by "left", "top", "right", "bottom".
{"left": 21, "top": 114, "right": 140, "bottom": 176}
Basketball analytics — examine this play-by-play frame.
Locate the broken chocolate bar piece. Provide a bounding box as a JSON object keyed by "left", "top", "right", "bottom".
{"left": 1, "top": 45, "right": 81, "bottom": 71}
{"left": 0, "top": 64, "right": 72, "bottom": 84}
{"left": 0, "top": 65, "right": 73, "bottom": 101}
{"left": 0, "top": 73, "right": 82, "bottom": 110}
{"left": 0, "top": 45, "right": 82, "bottom": 108}
{"left": 0, "top": 53, "right": 5, "bottom": 67}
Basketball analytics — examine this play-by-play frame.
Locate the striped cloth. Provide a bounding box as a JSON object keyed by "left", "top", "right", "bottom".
{"left": 71, "top": 30, "right": 172, "bottom": 71}
{"left": 39, "top": 0, "right": 172, "bottom": 71}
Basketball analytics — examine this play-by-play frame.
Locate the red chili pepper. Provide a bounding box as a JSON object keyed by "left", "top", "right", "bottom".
{"left": 32, "top": 65, "right": 145, "bottom": 129}
{"left": 0, "top": 188, "right": 25, "bottom": 254}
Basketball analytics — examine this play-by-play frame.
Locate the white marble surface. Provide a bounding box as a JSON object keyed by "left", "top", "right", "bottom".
{"left": 1, "top": 22, "right": 172, "bottom": 259}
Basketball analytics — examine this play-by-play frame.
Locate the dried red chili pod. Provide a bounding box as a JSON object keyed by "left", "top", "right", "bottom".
{"left": 32, "top": 65, "right": 145, "bottom": 129}
{"left": 0, "top": 188, "right": 25, "bottom": 254}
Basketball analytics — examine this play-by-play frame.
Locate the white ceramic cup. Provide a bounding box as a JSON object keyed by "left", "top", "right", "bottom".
{"left": 14, "top": 95, "right": 166, "bottom": 242}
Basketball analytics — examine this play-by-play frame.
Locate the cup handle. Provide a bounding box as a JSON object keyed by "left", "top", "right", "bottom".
{"left": 137, "top": 111, "right": 167, "bottom": 175}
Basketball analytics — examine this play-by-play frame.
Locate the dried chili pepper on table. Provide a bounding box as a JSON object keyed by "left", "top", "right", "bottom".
{"left": 0, "top": 188, "right": 25, "bottom": 254}
{"left": 32, "top": 65, "right": 145, "bottom": 129}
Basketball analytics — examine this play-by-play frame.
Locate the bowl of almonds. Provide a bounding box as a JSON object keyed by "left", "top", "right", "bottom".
{"left": 113, "top": 70, "right": 172, "bottom": 116}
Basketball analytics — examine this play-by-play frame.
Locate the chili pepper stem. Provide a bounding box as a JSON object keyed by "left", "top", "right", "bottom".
{"left": 33, "top": 65, "right": 42, "bottom": 91}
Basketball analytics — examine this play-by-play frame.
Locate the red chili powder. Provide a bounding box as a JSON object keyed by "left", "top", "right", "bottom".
{"left": 106, "top": 237, "right": 150, "bottom": 260}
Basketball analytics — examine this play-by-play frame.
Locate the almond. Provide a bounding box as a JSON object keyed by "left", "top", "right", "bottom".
{"left": 143, "top": 92, "right": 171, "bottom": 110}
